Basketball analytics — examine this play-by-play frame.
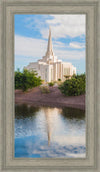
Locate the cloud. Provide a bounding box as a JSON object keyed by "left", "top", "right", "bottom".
{"left": 69, "top": 42, "right": 85, "bottom": 49}
{"left": 54, "top": 49, "right": 85, "bottom": 60}
{"left": 24, "top": 14, "right": 86, "bottom": 39}
{"left": 15, "top": 35, "right": 47, "bottom": 57}
{"left": 41, "top": 15, "right": 86, "bottom": 39}
{"left": 15, "top": 35, "right": 85, "bottom": 61}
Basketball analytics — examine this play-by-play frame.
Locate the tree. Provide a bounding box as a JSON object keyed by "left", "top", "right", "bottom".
{"left": 15, "top": 69, "right": 42, "bottom": 91}
{"left": 59, "top": 74, "right": 85, "bottom": 96}
{"left": 48, "top": 82, "right": 54, "bottom": 87}
{"left": 15, "top": 69, "right": 23, "bottom": 89}
{"left": 58, "top": 78, "right": 61, "bottom": 81}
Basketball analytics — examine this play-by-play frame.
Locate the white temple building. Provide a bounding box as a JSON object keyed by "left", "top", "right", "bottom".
{"left": 24, "top": 28, "right": 76, "bottom": 82}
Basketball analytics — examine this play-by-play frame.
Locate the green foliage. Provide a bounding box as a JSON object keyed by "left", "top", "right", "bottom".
{"left": 58, "top": 78, "right": 61, "bottom": 81}
{"left": 15, "top": 69, "right": 42, "bottom": 91}
{"left": 15, "top": 69, "right": 23, "bottom": 89}
{"left": 48, "top": 82, "right": 54, "bottom": 87}
{"left": 40, "top": 85, "right": 50, "bottom": 93}
{"left": 59, "top": 74, "right": 86, "bottom": 96}
{"left": 64, "top": 75, "right": 71, "bottom": 79}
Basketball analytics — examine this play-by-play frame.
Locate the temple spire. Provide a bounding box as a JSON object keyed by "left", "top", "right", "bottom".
{"left": 46, "top": 27, "right": 54, "bottom": 56}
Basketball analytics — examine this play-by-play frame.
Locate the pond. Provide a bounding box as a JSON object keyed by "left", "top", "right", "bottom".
{"left": 15, "top": 104, "right": 86, "bottom": 158}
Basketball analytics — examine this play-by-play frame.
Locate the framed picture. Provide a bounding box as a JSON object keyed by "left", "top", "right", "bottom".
{"left": 0, "top": 0, "right": 100, "bottom": 171}
{"left": 15, "top": 13, "right": 86, "bottom": 158}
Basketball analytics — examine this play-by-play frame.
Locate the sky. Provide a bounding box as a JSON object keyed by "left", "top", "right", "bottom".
{"left": 14, "top": 14, "right": 86, "bottom": 74}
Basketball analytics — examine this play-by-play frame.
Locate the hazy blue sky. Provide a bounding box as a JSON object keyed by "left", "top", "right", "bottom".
{"left": 15, "top": 14, "right": 86, "bottom": 74}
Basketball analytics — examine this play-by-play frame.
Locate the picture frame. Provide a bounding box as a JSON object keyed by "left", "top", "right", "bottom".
{"left": 0, "top": 0, "right": 100, "bottom": 171}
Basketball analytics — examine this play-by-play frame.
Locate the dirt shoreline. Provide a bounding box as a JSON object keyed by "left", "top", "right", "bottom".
{"left": 15, "top": 87, "right": 85, "bottom": 110}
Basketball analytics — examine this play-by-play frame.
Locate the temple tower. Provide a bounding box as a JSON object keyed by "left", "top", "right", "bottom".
{"left": 24, "top": 27, "right": 76, "bottom": 82}
{"left": 46, "top": 27, "right": 54, "bottom": 57}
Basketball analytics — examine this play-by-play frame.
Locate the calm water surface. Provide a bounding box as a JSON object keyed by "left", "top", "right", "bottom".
{"left": 15, "top": 104, "right": 86, "bottom": 158}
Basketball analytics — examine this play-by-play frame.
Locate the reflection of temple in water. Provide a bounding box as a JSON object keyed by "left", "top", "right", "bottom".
{"left": 43, "top": 107, "right": 62, "bottom": 146}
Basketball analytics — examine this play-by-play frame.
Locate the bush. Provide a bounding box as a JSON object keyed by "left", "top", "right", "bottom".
{"left": 15, "top": 69, "right": 42, "bottom": 91}
{"left": 40, "top": 85, "right": 50, "bottom": 93}
{"left": 58, "top": 78, "right": 61, "bottom": 81}
{"left": 64, "top": 75, "right": 71, "bottom": 79}
{"left": 59, "top": 74, "right": 85, "bottom": 96}
{"left": 48, "top": 82, "right": 54, "bottom": 87}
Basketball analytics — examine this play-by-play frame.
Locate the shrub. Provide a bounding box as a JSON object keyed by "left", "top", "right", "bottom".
{"left": 48, "top": 82, "right": 54, "bottom": 87}
{"left": 15, "top": 69, "right": 42, "bottom": 91}
{"left": 40, "top": 85, "right": 50, "bottom": 93}
{"left": 58, "top": 78, "right": 61, "bottom": 81}
{"left": 59, "top": 74, "right": 85, "bottom": 96}
{"left": 64, "top": 75, "right": 71, "bottom": 79}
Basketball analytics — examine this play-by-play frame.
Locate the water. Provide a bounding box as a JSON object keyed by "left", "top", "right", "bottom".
{"left": 15, "top": 104, "right": 86, "bottom": 158}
